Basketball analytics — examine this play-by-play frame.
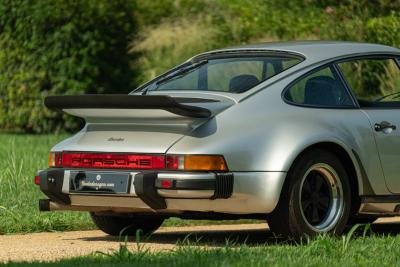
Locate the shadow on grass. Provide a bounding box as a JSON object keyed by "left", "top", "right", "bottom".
{"left": 78, "top": 221, "right": 400, "bottom": 247}
{"left": 365, "top": 221, "right": 400, "bottom": 235}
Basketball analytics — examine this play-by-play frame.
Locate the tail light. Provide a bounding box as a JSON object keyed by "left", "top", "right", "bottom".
{"left": 59, "top": 153, "right": 165, "bottom": 169}
{"left": 166, "top": 155, "right": 228, "bottom": 171}
{"left": 48, "top": 151, "right": 228, "bottom": 171}
{"left": 49, "top": 152, "right": 62, "bottom": 167}
{"left": 34, "top": 175, "right": 41, "bottom": 185}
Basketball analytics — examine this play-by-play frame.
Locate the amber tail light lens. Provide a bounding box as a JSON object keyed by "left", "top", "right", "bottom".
{"left": 49, "top": 152, "right": 62, "bottom": 167}
{"left": 166, "top": 155, "right": 228, "bottom": 171}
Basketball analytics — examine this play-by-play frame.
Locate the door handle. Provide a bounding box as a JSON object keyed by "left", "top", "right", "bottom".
{"left": 374, "top": 121, "right": 397, "bottom": 132}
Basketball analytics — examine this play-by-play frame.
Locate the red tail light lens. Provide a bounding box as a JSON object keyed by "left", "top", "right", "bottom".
{"left": 61, "top": 153, "right": 165, "bottom": 169}
{"left": 34, "top": 175, "right": 41, "bottom": 185}
{"left": 160, "top": 180, "right": 173, "bottom": 189}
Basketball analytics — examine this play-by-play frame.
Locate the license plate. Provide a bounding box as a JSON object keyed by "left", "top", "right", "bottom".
{"left": 69, "top": 171, "right": 130, "bottom": 194}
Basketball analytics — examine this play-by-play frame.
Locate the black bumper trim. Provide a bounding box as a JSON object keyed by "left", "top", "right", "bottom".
{"left": 39, "top": 168, "right": 71, "bottom": 205}
{"left": 134, "top": 172, "right": 167, "bottom": 210}
{"left": 211, "top": 173, "right": 234, "bottom": 199}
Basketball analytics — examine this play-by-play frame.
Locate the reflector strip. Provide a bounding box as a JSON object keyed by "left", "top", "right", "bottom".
{"left": 160, "top": 180, "right": 173, "bottom": 189}
{"left": 61, "top": 153, "right": 165, "bottom": 169}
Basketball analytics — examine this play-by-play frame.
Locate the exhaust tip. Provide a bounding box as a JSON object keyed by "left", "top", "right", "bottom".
{"left": 39, "top": 199, "right": 51, "bottom": 212}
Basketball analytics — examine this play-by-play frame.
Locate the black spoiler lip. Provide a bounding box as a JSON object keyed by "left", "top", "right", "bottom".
{"left": 44, "top": 95, "right": 212, "bottom": 118}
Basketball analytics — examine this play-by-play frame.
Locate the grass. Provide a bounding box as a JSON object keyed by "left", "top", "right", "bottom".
{"left": 0, "top": 133, "right": 260, "bottom": 234}
{"left": 4, "top": 225, "right": 400, "bottom": 266}
{"left": 0, "top": 134, "right": 93, "bottom": 234}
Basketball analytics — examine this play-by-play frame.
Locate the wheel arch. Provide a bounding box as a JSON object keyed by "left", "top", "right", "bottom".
{"left": 283, "top": 141, "right": 374, "bottom": 216}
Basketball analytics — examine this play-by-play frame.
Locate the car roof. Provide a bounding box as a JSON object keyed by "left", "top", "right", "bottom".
{"left": 202, "top": 41, "right": 400, "bottom": 63}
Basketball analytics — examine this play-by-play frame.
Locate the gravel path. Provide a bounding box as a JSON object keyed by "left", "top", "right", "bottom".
{"left": 1, "top": 218, "right": 400, "bottom": 263}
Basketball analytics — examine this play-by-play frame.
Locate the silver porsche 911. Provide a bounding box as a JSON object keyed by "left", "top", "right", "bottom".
{"left": 35, "top": 41, "right": 400, "bottom": 239}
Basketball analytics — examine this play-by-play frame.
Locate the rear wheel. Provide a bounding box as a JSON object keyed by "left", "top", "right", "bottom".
{"left": 267, "top": 149, "right": 351, "bottom": 239}
{"left": 90, "top": 213, "right": 164, "bottom": 236}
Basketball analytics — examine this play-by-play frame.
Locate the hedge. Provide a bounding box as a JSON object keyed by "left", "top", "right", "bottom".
{"left": 0, "top": 0, "right": 136, "bottom": 133}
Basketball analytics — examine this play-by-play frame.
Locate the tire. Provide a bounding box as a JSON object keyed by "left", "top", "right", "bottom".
{"left": 90, "top": 213, "right": 164, "bottom": 236}
{"left": 267, "top": 149, "right": 351, "bottom": 240}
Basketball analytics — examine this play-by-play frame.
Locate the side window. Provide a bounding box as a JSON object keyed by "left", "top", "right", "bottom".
{"left": 284, "top": 67, "right": 354, "bottom": 107}
{"left": 338, "top": 58, "right": 400, "bottom": 107}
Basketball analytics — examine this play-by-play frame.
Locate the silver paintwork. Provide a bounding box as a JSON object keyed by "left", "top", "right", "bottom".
{"left": 362, "top": 110, "right": 400, "bottom": 193}
{"left": 61, "top": 170, "right": 70, "bottom": 194}
{"left": 359, "top": 203, "right": 400, "bottom": 215}
{"left": 157, "top": 172, "right": 216, "bottom": 180}
{"left": 129, "top": 172, "right": 138, "bottom": 195}
{"left": 157, "top": 189, "right": 214, "bottom": 198}
{"left": 47, "top": 41, "right": 400, "bottom": 216}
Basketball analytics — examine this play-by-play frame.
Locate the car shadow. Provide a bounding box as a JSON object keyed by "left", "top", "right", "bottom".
{"left": 79, "top": 222, "right": 400, "bottom": 247}
{"left": 366, "top": 221, "right": 400, "bottom": 235}
{"left": 80, "top": 226, "right": 287, "bottom": 246}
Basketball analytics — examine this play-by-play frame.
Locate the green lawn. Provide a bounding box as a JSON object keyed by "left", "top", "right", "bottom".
{"left": 4, "top": 228, "right": 400, "bottom": 267}
{"left": 0, "top": 134, "right": 93, "bottom": 233}
{"left": 0, "top": 134, "right": 259, "bottom": 234}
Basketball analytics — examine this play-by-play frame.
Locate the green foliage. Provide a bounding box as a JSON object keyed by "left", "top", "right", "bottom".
{"left": 132, "top": 0, "right": 399, "bottom": 85}
{"left": 366, "top": 12, "right": 400, "bottom": 47}
{"left": 134, "top": 0, "right": 208, "bottom": 27}
{"left": 0, "top": 0, "right": 136, "bottom": 133}
{"left": 0, "top": 0, "right": 398, "bottom": 133}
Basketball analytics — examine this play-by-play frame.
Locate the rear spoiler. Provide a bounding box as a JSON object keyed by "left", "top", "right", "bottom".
{"left": 44, "top": 95, "right": 212, "bottom": 118}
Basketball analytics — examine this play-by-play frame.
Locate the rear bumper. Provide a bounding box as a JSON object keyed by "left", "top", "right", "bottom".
{"left": 37, "top": 168, "right": 286, "bottom": 214}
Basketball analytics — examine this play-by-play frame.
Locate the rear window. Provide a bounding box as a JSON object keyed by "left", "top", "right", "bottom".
{"left": 139, "top": 55, "right": 302, "bottom": 94}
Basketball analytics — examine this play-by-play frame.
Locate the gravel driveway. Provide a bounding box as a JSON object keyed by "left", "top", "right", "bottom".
{"left": 1, "top": 218, "right": 400, "bottom": 263}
